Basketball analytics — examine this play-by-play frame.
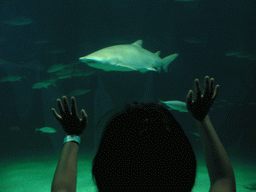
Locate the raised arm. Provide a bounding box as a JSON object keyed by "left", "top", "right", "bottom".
{"left": 195, "top": 116, "right": 236, "bottom": 192}
{"left": 186, "top": 76, "right": 236, "bottom": 191}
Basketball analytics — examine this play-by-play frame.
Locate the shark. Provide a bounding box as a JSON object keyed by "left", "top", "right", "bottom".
{"left": 159, "top": 99, "right": 188, "bottom": 113}
{"left": 79, "top": 40, "right": 179, "bottom": 73}
{"left": 159, "top": 99, "right": 215, "bottom": 113}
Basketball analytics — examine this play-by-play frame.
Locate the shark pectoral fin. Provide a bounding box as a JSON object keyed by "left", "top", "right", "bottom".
{"left": 139, "top": 67, "right": 158, "bottom": 74}
{"left": 147, "top": 67, "right": 158, "bottom": 72}
{"left": 116, "top": 62, "right": 138, "bottom": 71}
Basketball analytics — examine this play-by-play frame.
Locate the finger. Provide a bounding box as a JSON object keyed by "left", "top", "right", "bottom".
{"left": 52, "top": 108, "right": 62, "bottom": 121}
{"left": 81, "top": 109, "right": 88, "bottom": 126}
{"left": 209, "top": 78, "right": 214, "bottom": 94}
{"left": 212, "top": 85, "right": 220, "bottom": 101}
{"left": 203, "top": 76, "right": 210, "bottom": 95}
{"left": 57, "top": 98, "right": 65, "bottom": 116}
{"left": 71, "top": 97, "right": 78, "bottom": 116}
{"left": 62, "top": 96, "right": 70, "bottom": 113}
{"left": 195, "top": 79, "right": 202, "bottom": 101}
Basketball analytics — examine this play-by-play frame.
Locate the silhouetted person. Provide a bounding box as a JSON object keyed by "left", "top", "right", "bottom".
{"left": 51, "top": 76, "right": 236, "bottom": 192}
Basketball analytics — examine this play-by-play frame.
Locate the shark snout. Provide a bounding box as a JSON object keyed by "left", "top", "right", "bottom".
{"left": 79, "top": 57, "right": 86, "bottom": 62}
{"left": 79, "top": 57, "right": 99, "bottom": 64}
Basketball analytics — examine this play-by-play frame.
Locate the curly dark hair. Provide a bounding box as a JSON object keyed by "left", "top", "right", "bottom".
{"left": 92, "top": 102, "right": 196, "bottom": 190}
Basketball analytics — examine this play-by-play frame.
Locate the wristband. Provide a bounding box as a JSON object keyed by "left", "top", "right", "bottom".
{"left": 63, "top": 135, "right": 81, "bottom": 145}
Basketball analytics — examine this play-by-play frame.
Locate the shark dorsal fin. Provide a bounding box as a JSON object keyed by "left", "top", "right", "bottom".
{"left": 155, "top": 51, "right": 161, "bottom": 56}
{"left": 132, "top": 40, "right": 143, "bottom": 47}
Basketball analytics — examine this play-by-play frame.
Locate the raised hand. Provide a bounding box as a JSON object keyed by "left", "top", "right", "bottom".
{"left": 186, "top": 76, "right": 220, "bottom": 122}
{"left": 52, "top": 96, "right": 87, "bottom": 136}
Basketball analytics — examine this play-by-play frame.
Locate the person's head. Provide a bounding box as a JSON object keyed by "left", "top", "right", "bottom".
{"left": 92, "top": 102, "right": 197, "bottom": 190}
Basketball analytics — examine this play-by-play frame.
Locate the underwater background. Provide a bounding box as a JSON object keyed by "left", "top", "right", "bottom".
{"left": 0, "top": 0, "right": 255, "bottom": 191}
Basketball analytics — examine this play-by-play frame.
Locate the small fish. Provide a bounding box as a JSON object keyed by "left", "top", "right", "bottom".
{"left": 2, "top": 16, "right": 33, "bottom": 26}
{"left": 32, "top": 79, "right": 57, "bottom": 89}
{"left": 0, "top": 75, "right": 27, "bottom": 82}
{"left": 10, "top": 126, "right": 20, "bottom": 131}
{"left": 47, "top": 64, "right": 69, "bottom": 73}
{"left": 57, "top": 75, "right": 73, "bottom": 80}
{"left": 225, "top": 51, "right": 255, "bottom": 60}
{"left": 225, "top": 51, "right": 243, "bottom": 56}
{"left": 67, "top": 89, "right": 91, "bottom": 97}
{"left": 0, "top": 58, "right": 44, "bottom": 72}
{"left": 217, "top": 105, "right": 225, "bottom": 108}
{"left": 159, "top": 99, "right": 188, "bottom": 112}
{"left": 51, "top": 89, "right": 91, "bottom": 101}
{"left": 35, "top": 127, "right": 57, "bottom": 133}
{"left": 56, "top": 69, "right": 95, "bottom": 79}
{"left": 32, "top": 82, "right": 56, "bottom": 89}
{"left": 55, "top": 68, "right": 76, "bottom": 76}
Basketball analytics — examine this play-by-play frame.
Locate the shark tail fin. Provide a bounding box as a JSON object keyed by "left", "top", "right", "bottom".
{"left": 162, "top": 53, "right": 179, "bottom": 72}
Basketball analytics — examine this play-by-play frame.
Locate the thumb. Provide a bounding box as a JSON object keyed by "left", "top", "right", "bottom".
{"left": 52, "top": 108, "right": 62, "bottom": 122}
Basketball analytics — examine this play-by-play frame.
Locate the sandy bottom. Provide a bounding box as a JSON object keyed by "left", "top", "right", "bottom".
{"left": 0, "top": 148, "right": 255, "bottom": 192}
